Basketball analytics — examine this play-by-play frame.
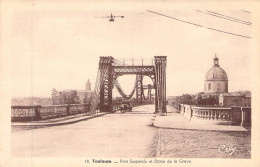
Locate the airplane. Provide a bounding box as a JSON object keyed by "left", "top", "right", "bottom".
{"left": 100, "top": 13, "right": 124, "bottom": 22}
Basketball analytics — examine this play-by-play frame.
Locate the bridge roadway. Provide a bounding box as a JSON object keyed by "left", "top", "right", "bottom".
{"left": 12, "top": 105, "right": 158, "bottom": 157}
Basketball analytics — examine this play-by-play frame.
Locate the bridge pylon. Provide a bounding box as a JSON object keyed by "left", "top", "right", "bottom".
{"left": 154, "top": 56, "right": 167, "bottom": 114}
{"left": 99, "top": 56, "right": 114, "bottom": 112}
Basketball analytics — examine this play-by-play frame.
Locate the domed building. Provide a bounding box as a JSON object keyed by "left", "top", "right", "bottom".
{"left": 204, "top": 55, "right": 228, "bottom": 94}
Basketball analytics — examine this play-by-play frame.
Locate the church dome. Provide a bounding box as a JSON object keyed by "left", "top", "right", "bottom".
{"left": 206, "top": 66, "right": 228, "bottom": 81}
{"left": 205, "top": 56, "right": 228, "bottom": 81}
{"left": 204, "top": 55, "right": 228, "bottom": 94}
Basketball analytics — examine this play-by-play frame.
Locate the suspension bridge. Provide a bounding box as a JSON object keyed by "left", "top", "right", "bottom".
{"left": 89, "top": 56, "right": 167, "bottom": 115}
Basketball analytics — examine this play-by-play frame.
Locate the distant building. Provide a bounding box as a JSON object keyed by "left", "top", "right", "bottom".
{"left": 204, "top": 55, "right": 228, "bottom": 95}
{"left": 202, "top": 55, "right": 250, "bottom": 107}
{"left": 170, "top": 55, "right": 251, "bottom": 126}
{"left": 52, "top": 79, "right": 94, "bottom": 105}
{"left": 219, "top": 92, "right": 251, "bottom": 107}
{"left": 85, "top": 79, "right": 91, "bottom": 91}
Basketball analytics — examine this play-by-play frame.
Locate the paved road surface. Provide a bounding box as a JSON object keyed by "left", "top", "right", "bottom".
{"left": 12, "top": 104, "right": 250, "bottom": 158}
{"left": 12, "top": 105, "right": 158, "bottom": 157}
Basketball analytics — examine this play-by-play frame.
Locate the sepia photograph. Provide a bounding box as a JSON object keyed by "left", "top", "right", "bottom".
{"left": 1, "top": 0, "right": 260, "bottom": 167}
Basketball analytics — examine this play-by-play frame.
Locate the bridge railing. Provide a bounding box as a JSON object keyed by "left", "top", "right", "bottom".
{"left": 192, "top": 107, "right": 232, "bottom": 122}
{"left": 11, "top": 105, "right": 40, "bottom": 121}
{"left": 11, "top": 104, "right": 90, "bottom": 122}
{"left": 12, "top": 102, "right": 153, "bottom": 122}
{"left": 113, "top": 58, "right": 154, "bottom": 66}
{"left": 179, "top": 104, "right": 251, "bottom": 126}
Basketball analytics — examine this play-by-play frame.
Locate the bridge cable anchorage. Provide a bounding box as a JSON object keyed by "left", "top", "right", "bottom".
{"left": 114, "top": 77, "right": 136, "bottom": 100}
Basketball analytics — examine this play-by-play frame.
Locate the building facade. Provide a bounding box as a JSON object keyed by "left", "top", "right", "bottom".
{"left": 219, "top": 93, "right": 251, "bottom": 107}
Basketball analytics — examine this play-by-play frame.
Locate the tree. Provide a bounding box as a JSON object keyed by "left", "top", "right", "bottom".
{"left": 195, "top": 95, "right": 219, "bottom": 106}
{"left": 64, "top": 91, "right": 80, "bottom": 104}
{"left": 194, "top": 94, "right": 203, "bottom": 105}
{"left": 83, "top": 96, "right": 87, "bottom": 104}
{"left": 180, "top": 94, "right": 193, "bottom": 105}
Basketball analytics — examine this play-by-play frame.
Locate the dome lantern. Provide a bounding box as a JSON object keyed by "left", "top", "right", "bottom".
{"left": 214, "top": 54, "right": 219, "bottom": 67}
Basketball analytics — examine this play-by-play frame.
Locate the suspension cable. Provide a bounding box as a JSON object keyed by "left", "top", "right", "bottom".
{"left": 114, "top": 77, "right": 136, "bottom": 99}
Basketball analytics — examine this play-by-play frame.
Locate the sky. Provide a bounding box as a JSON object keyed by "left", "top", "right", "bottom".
{"left": 10, "top": 8, "right": 252, "bottom": 97}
